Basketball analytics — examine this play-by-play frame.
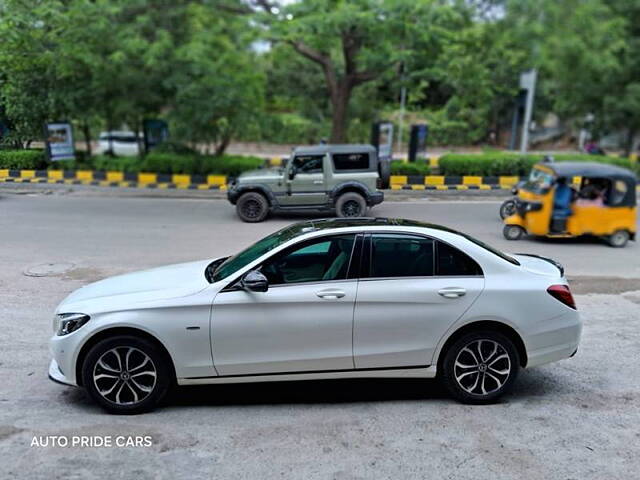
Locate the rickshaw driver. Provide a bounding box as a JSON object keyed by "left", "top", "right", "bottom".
{"left": 551, "top": 177, "right": 573, "bottom": 232}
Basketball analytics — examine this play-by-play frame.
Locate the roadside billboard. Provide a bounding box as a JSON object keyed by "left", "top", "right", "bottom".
{"left": 44, "top": 122, "right": 75, "bottom": 161}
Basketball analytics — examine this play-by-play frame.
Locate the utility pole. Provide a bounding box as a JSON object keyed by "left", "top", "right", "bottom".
{"left": 519, "top": 69, "right": 537, "bottom": 153}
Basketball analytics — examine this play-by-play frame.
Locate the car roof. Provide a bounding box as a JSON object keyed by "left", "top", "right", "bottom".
{"left": 289, "top": 217, "right": 460, "bottom": 234}
{"left": 292, "top": 144, "right": 376, "bottom": 156}
{"left": 538, "top": 161, "right": 637, "bottom": 180}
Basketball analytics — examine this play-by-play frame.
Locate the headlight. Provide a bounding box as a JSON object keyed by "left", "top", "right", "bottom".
{"left": 55, "top": 313, "right": 90, "bottom": 336}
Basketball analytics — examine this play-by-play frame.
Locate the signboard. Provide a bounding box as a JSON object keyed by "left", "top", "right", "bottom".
{"left": 44, "top": 122, "right": 75, "bottom": 161}
{"left": 143, "top": 119, "right": 169, "bottom": 153}
{"left": 408, "top": 124, "right": 428, "bottom": 162}
{"left": 370, "top": 121, "right": 394, "bottom": 160}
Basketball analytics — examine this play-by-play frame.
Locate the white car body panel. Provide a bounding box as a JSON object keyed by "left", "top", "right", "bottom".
{"left": 49, "top": 222, "right": 582, "bottom": 392}
{"left": 211, "top": 280, "right": 356, "bottom": 375}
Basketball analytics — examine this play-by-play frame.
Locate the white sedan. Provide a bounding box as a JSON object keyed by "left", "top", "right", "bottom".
{"left": 49, "top": 218, "right": 582, "bottom": 414}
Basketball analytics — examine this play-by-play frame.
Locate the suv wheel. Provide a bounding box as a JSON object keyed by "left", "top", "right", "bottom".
{"left": 336, "top": 192, "right": 366, "bottom": 218}
{"left": 440, "top": 331, "right": 519, "bottom": 404}
{"left": 82, "top": 335, "right": 172, "bottom": 414}
{"left": 236, "top": 192, "right": 269, "bottom": 223}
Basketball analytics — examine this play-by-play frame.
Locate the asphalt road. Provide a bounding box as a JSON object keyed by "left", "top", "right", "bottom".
{"left": 1, "top": 192, "right": 639, "bottom": 479}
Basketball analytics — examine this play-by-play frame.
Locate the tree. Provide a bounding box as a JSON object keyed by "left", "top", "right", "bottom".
{"left": 167, "top": 3, "right": 264, "bottom": 155}
{"left": 253, "top": 0, "right": 457, "bottom": 143}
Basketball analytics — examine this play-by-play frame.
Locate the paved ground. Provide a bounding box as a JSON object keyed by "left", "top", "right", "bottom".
{"left": 1, "top": 190, "right": 639, "bottom": 479}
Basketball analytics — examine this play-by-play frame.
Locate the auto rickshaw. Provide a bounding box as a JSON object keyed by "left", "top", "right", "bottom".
{"left": 502, "top": 161, "right": 637, "bottom": 247}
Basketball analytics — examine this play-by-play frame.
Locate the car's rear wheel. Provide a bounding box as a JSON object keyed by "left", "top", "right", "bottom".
{"left": 440, "top": 331, "right": 519, "bottom": 404}
{"left": 336, "top": 192, "right": 367, "bottom": 218}
{"left": 82, "top": 335, "right": 171, "bottom": 414}
{"left": 236, "top": 192, "right": 269, "bottom": 223}
{"left": 606, "top": 230, "right": 629, "bottom": 248}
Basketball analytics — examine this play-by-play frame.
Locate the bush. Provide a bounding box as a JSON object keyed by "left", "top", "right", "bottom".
{"left": 0, "top": 149, "right": 46, "bottom": 169}
{"left": 390, "top": 160, "right": 431, "bottom": 176}
{"left": 439, "top": 153, "right": 639, "bottom": 176}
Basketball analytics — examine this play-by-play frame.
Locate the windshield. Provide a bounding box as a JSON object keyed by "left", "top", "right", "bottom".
{"left": 212, "top": 223, "right": 313, "bottom": 282}
{"left": 523, "top": 167, "right": 554, "bottom": 193}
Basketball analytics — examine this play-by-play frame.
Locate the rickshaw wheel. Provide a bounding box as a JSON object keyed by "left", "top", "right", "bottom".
{"left": 503, "top": 224, "right": 525, "bottom": 241}
{"left": 607, "top": 230, "right": 629, "bottom": 248}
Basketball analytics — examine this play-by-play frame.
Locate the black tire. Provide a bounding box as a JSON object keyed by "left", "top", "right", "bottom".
{"left": 440, "top": 331, "right": 520, "bottom": 404}
{"left": 499, "top": 199, "right": 517, "bottom": 220}
{"left": 378, "top": 158, "right": 391, "bottom": 189}
{"left": 607, "top": 230, "right": 629, "bottom": 248}
{"left": 81, "top": 335, "right": 172, "bottom": 414}
{"left": 503, "top": 224, "right": 525, "bottom": 241}
{"left": 236, "top": 192, "right": 269, "bottom": 223}
{"left": 335, "top": 192, "right": 367, "bottom": 218}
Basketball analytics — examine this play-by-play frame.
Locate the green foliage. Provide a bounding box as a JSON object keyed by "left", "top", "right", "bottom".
{"left": 0, "top": 150, "right": 46, "bottom": 169}
{"left": 439, "top": 153, "right": 639, "bottom": 176}
{"left": 48, "top": 153, "right": 265, "bottom": 176}
{"left": 390, "top": 161, "right": 432, "bottom": 175}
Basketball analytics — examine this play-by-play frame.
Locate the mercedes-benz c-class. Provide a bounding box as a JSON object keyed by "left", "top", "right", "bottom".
{"left": 49, "top": 218, "right": 581, "bottom": 413}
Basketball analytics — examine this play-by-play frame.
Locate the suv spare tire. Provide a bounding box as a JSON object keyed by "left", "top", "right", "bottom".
{"left": 378, "top": 157, "right": 391, "bottom": 189}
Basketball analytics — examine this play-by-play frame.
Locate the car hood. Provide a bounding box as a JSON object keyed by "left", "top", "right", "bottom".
{"left": 57, "top": 259, "right": 214, "bottom": 313}
{"left": 237, "top": 167, "right": 282, "bottom": 182}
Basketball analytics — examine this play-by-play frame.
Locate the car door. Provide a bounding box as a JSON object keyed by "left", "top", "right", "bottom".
{"left": 210, "top": 234, "right": 360, "bottom": 376}
{"left": 353, "top": 233, "right": 484, "bottom": 369}
{"left": 280, "top": 154, "right": 327, "bottom": 206}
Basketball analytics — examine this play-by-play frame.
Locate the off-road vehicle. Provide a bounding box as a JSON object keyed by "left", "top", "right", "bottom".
{"left": 227, "top": 144, "right": 385, "bottom": 222}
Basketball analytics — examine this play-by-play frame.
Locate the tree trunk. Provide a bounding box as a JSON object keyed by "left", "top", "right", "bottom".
{"left": 82, "top": 121, "right": 92, "bottom": 157}
{"left": 329, "top": 81, "right": 352, "bottom": 143}
{"left": 214, "top": 131, "right": 232, "bottom": 156}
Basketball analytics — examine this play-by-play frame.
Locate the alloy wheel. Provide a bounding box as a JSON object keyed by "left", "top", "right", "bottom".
{"left": 454, "top": 339, "right": 511, "bottom": 396}
{"left": 92, "top": 347, "right": 157, "bottom": 405}
{"left": 341, "top": 200, "right": 362, "bottom": 217}
{"left": 242, "top": 199, "right": 262, "bottom": 219}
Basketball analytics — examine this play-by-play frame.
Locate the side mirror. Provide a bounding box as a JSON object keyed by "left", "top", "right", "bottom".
{"left": 241, "top": 270, "right": 268, "bottom": 292}
{"left": 288, "top": 165, "right": 297, "bottom": 180}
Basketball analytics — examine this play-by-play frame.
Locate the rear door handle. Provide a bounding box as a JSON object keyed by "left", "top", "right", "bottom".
{"left": 438, "top": 287, "right": 466, "bottom": 298}
{"left": 316, "top": 289, "right": 345, "bottom": 299}
{"left": 313, "top": 180, "right": 324, "bottom": 185}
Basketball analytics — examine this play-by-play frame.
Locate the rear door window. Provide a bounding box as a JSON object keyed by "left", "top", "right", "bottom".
{"left": 369, "top": 234, "right": 434, "bottom": 278}
{"left": 332, "top": 153, "right": 370, "bottom": 171}
{"left": 436, "top": 241, "right": 483, "bottom": 276}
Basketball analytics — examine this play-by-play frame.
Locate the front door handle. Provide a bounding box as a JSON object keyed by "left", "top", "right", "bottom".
{"left": 313, "top": 180, "right": 324, "bottom": 185}
{"left": 316, "top": 289, "right": 345, "bottom": 299}
{"left": 438, "top": 287, "right": 466, "bottom": 298}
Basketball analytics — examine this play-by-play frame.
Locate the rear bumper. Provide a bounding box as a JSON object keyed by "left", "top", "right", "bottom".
{"left": 369, "top": 191, "right": 384, "bottom": 206}
{"left": 525, "top": 310, "right": 582, "bottom": 368}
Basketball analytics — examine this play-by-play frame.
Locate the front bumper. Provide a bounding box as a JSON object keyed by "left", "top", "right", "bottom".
{"left": 369, "top": 191, "right": 384, "bottom": 206}
{"left": 227, "top": 188, "right": 239, "bottom": 204}
{"left": 48, "top": 358, "right": 76, "bottom": 387}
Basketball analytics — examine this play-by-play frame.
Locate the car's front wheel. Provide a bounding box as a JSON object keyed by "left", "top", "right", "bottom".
{"left": 440, "top": 331, "right": 520, "bottom": 404}
{"left": 236, "top": 192, "right": 269, "bottom": 223}
{"left": 82, "top": 335, "right": 172, "bottom": 414}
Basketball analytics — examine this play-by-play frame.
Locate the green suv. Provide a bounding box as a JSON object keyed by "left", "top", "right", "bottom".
{"left": 227, "top": 144, "right": 385, "bottom": 222}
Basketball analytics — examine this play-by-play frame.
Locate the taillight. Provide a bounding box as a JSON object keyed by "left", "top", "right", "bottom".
{"left": 547, "top": 284, "right": 576, "bottom": 309}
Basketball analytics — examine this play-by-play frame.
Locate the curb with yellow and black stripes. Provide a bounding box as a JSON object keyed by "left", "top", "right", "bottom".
{"left": 0, "top": 169, "right": 227, "bottom": 190}
{"left": 0, "top": 169, "right": 524, "bottom": 190}
{"left": 389, "top": 175, "right": 523, "bottom": 190}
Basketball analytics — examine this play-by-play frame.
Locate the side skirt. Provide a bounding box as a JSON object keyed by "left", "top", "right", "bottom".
{"left": 178, "top": 366, "right": 437, "bottom": 386}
